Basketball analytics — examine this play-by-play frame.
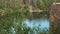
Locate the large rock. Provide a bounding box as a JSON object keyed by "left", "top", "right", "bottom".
{"left": 50, "top": 2, "right": 60, "bottom": 34}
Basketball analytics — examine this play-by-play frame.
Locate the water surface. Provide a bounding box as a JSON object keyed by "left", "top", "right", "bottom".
{"left": 24, "top": 14, "right": 49, "bottom": 29}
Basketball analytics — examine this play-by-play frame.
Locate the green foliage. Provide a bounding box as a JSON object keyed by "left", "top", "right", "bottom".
{"left": 37, "top": 0, "right": 45, "bottom": 10}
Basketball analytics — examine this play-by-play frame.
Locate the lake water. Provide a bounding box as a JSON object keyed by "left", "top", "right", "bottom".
{"left": 24, "top": 14, "right": 49, "bottom": 29}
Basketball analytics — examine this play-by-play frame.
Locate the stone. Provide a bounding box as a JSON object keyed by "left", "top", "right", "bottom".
{"left": 50, "top": 2, "right": 60, "bottom": 34}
